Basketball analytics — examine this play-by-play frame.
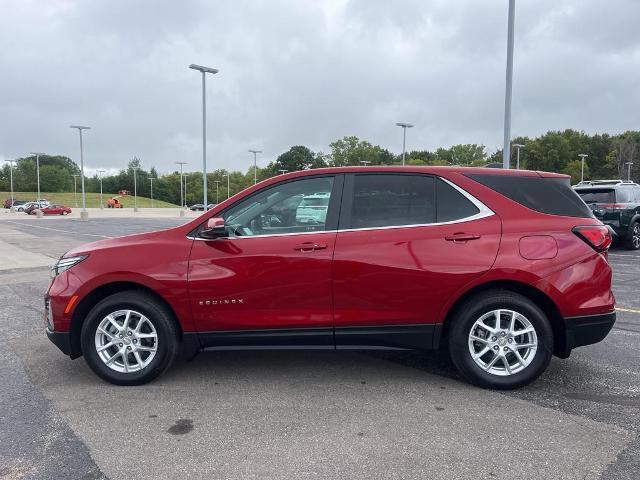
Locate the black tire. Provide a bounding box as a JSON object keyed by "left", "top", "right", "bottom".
{"left": 81, "top": 291, "right": 179, "bottom": 385}
{"left": 624, "top": 221, "right": 640, "bottom": 250}
{"left": 448, "top": 290, "right": 553, "bottom": 390}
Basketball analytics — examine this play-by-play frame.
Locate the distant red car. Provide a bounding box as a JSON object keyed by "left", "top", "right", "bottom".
{"left": 31, "top": 204, "right": 72, "bottom": 215}
{"left": 45, "top": 167, "right": 615, "bottom": 389}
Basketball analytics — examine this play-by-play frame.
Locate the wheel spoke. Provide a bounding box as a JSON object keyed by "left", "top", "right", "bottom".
{"left": 107, "top": 315, "right": 121, "bottom": 332}
{"left": 484, "top": 353, "right": 501, "bottom": 371}
{"left": 508, "top": 311, "right": 517, "bottom": 333}
{"left": 122, "top": 351, "right": 129, "bottom": 373}
{"left": 477, "top": 319, "right": 496, "bottom": 334}
{"left": 133, "top": 350, "right": 144, "bottom": 367}
{"left": 494, "top": 310, "right": 502, "bottom": 330}
{"left": 123, "top": 311, "right": 132, "bottom": 331}
{"left": 105, "top": 350, "right": 122, "bottom": 366}
{"left": 472, "top": 346, "right": 491, "bottom": 359}
{"left": 137, "top": 333, "right": 156, "bottom": 339}
{"left": 470, "top": 335, "right": 490, "bottom": 344}
{"left": 513, "top": 327, "right": 534, "bottom": 337}
{"left": 97, "top": 342, "right": 114, "bottom": 353}
{"left": 136, "top": 345, "right": 157, "bottom": 352}
{"left": 503, "top": 357, "right": 512, "bottom": 375}
{"left": 98, "top": 327, "right": 116, "bottom": 341}
{"left": 514, "top": 350, "right": 526, "bottom": 367}
{"left": 514, "top": 342, "right": 536, "bottom": 349}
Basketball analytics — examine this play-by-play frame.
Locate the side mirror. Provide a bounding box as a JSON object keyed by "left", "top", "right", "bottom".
{"left": 200, "top": 217, "right": 226, "bottom": 240}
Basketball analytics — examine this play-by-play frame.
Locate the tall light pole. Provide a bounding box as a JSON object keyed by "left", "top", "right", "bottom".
{"left": 395, "top": 122, "right": 413, "bottom": 166}
{"left": 189, "top": 64, "right": 219, "bottom": 212}
{"left": 30, "top": 152, "right": 45, "bottom": 201}
{"left": 626, "top": 162, "right": 634, "bottom": 182}
{"left": 182, "top": 174, "right": 189, "bottom": 207}
{"left": 71, "top": 174, "right": 80, "bottom": 207}
{"left": 97, "top": 169, "right": 105, "bottom": 209}
{"left": 214, "top": 180, "right": 220, "bottom": 204}
{"left": 222, "top": 173, "right": 230, "bottom": 199}
{"left": 132, "top": 166, "right": 139, "bottom": 212}
{"left": 148, "top": 177, "right": 156, "bottom": 208}
{"left": 513, "top": 144, "right": 525, "bottom": 169}
{"left": 5, "top": 160, "right": 15, "bottom": 209}
{"left": 578, "top": 154, "right": 588, "bottom": 183}
{"left": 502, "top": 0, "right": 516, "bottom": 169}
{"left": 176, "top": 161, "right": 187, "bottom": 209}
{"left": 249, "top": 149, "right": 262, "bottom": 184}
{"left": 70, "top": 125, "right": 91, "bottom": 220}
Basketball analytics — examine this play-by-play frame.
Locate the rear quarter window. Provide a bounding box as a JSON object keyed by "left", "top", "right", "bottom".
{"left": 466, "top": 174, "right": 593, "bottom": 218}
{"left": 575, "top": 189, "right": 616, "bottom": 204}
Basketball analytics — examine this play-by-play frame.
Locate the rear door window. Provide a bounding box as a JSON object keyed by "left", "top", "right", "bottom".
{"left": 466, "top": 174, "right": 593, "bottom": 218}
{"left": 348, "top": 174, "right": 435, "bottom": 228}
{"left": 436, "top": 179, "right": 480, "bottom": 222}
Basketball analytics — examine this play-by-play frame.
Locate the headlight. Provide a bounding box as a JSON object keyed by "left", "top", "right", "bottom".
{"left": 51, "top": 255, "right": 88, "bottom": 278}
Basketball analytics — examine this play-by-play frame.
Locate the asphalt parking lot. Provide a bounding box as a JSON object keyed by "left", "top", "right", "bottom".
{"left": 1, "top": 216, "right": 639, "bottom": 479}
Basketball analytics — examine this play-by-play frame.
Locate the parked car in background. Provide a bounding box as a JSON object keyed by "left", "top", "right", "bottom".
{"left": 46, "top": 167, "right": 615, "bottom": 389}
{"left": 107, "top": 198, "right": 123, "bottom": 208}
{"left": 574, "top": 180, "right": 640, "bottom": 250}
{"left": 24, "top": 202, "right": 49, "bottom": 215}
{"left": 36, "top": 198, "right": 50, "bottom": 207}
{"left": 295, "top": 192, "right": 330, "bottom": 224}
{"left": 38, "top": 204, "right": 72, "bottom": 216}
{"left": 19, "top": 201, "right": 46, "bottom": 213}
{"left": 3, "top": 199, "right": 27, "bottom": 209}
{"left": 189, "top": 203, "right": 216, "bottom": 211}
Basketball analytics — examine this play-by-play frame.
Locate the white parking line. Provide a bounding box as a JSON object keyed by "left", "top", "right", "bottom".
{"left": 6, "top": 221, "right": 112, "bottom": 239}
{"left": 616, "top": 307, "right": 640, "bottom": 314}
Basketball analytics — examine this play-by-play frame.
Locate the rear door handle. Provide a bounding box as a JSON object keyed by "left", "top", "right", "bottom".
{"left": 445, "top": 233, "right": 481, "bottom": 242}
{"left": 294, "top": 242, "right": 328, "bottom": 252}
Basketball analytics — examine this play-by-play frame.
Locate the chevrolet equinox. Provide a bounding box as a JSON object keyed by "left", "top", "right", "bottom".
{"left": 46, "top": 167, "right": 616, "bottom": 389}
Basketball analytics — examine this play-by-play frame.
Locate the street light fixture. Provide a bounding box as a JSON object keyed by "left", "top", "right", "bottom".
{"left": 360, "top": 161, "right": 371, "bottom": 166}
{"left": 502, "top": 0, "right": 516, "bottom": 169}
{"left": 71, "top": 174, "right": 80, "bottom": 207}
{"left": 395, "top": 123, "right": 413, "bottom": 166}
{"left": 513, "top": 144, "right": 525, "bottom": 170}
{"left": 30, "top": 152, "right": 45, "bottom": 202}
{"left": 97, "top": 169, "right": 105, "bottom": 209}
{"left": 222, "top": 173, "right": 230, "bottom": 199}
{"left": 148, "top": 177, "right": 156, "bottom": 208}
{"left": 278, "top": 169, "right": 288, "bottom": 175}
{"left": 189, "top": 63, "right": 219, "bottom": 212}
{"left": 578, "top": 154, "right": 588, "bottom": 183}
{"left": 175, "top": 161, "right": 187, "bottom": 209}
{"left": 625, "top": 162, "right": 634, "bottom": 182}
{"left": 249, "top": 149, "right": 262, "bottom": 184}
{"left": 70, "top": 125, "right": 91, "bottom": 220}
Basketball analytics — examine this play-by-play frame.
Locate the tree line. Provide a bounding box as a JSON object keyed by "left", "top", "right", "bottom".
{"left": 2, "top": 129, "right": 639, "bottom": 206}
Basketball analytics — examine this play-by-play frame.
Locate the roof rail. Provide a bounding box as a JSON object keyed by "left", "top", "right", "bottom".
{"left": 574, "top": 179, "right": 637, "bottom": 187}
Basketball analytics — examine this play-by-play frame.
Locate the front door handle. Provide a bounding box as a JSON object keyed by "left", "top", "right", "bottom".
{"left": 445, "top": 233, "right": 481, "bottom": 242}
{"left": 294, "top": 242, "right": 328, "bottom": 252}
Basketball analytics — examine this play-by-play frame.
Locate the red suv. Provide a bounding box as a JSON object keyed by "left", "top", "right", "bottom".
{"left": 46, "top": 167, "right": 615, "bottom": 389}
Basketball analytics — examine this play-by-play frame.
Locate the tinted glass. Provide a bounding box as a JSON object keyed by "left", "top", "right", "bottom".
{"left": 616, "top": 187, "right": 634, "bottom": 203}
{"left": 350, "top": 174, "right": 435, "bottom": 228}
{"left": 467, "top": 174, "right": 593, "bottom": 218}
{"left": 576, "top": 189, "right": 616, "bottom": 204}
{"left": 221, "top": 176, "right": 334, "bottom": 237}
{"left": 635, "top": 187, "right": 640, "bottom": 203}
{"left": 436, "top": 179, "right": 480, "bottom": 222}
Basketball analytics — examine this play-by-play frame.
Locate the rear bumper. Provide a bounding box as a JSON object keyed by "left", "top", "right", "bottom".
{"left": 561, "top": 311, "right": 616, "bottom": 357}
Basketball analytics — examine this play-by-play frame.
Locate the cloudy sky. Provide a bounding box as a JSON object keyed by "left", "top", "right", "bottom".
{"left": 1, "top": 0, "right": 639, "bottom": 175}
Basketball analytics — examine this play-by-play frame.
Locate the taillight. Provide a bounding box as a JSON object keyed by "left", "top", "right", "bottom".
{"left": 572, "top": 225, "right": 612, "bottom": 252}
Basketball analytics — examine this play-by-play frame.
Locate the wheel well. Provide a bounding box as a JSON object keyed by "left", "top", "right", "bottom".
{"left": 439, "top": 280, "right": 567, "bottom": 357}
{"left": 68, "top": 282, "right": 183, "bottom": 359}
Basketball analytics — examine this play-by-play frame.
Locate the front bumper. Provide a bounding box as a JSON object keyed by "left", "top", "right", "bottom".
{"left": 46, "top": 328, "right": 72, "bottom": 356}
{"left": 561, "top": 311, "right": 616, "bottom": 357}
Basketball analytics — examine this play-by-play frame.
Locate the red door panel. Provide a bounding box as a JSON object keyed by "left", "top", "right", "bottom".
{"left": 188, "top": 232, "right": 336, "bottom": 332}
{"left": 332, "top": 215, "right": 501, "bottom": 327}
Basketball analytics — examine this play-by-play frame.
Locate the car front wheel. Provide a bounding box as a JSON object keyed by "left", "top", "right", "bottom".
{"left": 81, "top": 291, "right": 179, "bottom": 385}
{"left": 448, "top": 291, "right": 553, "bottom": 390}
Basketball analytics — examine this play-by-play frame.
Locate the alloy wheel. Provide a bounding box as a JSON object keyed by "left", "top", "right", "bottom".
{"left": 468, "top": 309, "right": 538, "bottom": 376}
{"left": 633, "top": 224, "right": 640, "bottom": 249}
{"left": 94, "top": 309, "right": 158, "bottom": 373}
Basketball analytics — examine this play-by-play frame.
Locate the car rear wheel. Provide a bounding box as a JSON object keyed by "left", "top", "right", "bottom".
{"left": 625, "top": 222, "right": 640, "bottom": 250}
{"left": 81, "top": 291, "right": 179, "bottom": 385}
{"left": 448, "top": 291, "right": 553, "bottom": 389}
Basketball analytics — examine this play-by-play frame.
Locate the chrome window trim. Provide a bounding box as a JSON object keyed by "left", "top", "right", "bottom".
{"left": 187, "top": 176, "right": 494, "bottom": 241}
